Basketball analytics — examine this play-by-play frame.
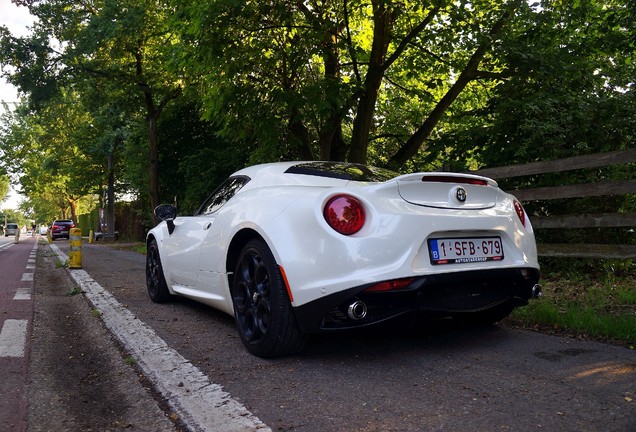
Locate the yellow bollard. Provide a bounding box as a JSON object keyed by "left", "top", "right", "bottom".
{"left": 68, "top": 228, "right": 82, "bottom": 268}
{"left": 88, "top": 229, "right": 94, "bottom": 244}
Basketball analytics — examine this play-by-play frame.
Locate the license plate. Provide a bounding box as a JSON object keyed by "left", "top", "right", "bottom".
{"left": 428, "top": 237, "right": 504, "bottom": 265}
{"left": 60, "top": 230, "right": 68, "bottom": 235}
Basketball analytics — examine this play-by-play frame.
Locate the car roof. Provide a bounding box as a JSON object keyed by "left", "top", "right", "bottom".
{"left": 232, "top": 161, "right": 398, "bottom": 190}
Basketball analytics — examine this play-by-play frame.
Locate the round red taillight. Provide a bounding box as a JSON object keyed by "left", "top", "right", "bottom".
{"left": 323, "top": 195, "right": 365, "bottom": 235}
{"left": 513, "top": 199, "right": 526, "bottom": 227}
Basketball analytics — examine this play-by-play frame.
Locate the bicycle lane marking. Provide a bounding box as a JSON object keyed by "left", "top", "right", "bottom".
{"left": 0, "top": 237, "right": 38, "bottom": 432}
{"left": 48, "top": 242, "right": 271, "bottom": 432}
{"left": 0, "top": 320, "right": 28, "bottom": 357}
{"left": 1, "top": 239, "right": 38, "bottom": 355}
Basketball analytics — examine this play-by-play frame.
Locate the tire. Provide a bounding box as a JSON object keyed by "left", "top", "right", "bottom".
{"left": 453, "top": 303, "right": 514, "bottom": 326}
{"left": 231, "top": 239, "right": 307, "bottom": 358}
{"left": 146, "top": 239, "right": 173, "bottom": 303}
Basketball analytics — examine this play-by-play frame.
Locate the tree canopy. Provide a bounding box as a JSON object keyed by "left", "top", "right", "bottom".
{"left": 0, "top": 0, "right": 633, "bottom": 228}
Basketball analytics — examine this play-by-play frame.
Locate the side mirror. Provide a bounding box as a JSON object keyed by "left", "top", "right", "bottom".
{"left": 154, "top": 204, "right": 177, "bottom": 234}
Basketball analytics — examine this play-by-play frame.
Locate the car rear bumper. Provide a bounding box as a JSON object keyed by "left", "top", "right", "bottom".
{"left": 293, "top": 267, "right": 540, "bottom": 333}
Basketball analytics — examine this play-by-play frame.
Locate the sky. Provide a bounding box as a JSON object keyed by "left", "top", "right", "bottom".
{"left": 0, "top": 0, "right": 37, "bottom": 210}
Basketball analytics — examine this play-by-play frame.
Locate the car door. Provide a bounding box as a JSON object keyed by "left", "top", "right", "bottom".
{"left": 161, "top": 215, "right": 215, "bottom": 287}
{"left": 191, "top": 177, "right": 250, "bottom": 294}
{"left": 161, "top": 177, "right": 249, "bottom": 288}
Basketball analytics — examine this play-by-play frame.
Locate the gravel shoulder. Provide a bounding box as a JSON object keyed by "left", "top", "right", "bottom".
{"left": 28, "top": 239, "right": 180, "bottom": 431}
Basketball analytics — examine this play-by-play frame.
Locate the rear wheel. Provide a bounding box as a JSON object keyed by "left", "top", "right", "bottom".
{"left": 146, "top": 239, "right": 173, "bottom": 303}
{"left": 231, "top": 239, "right": 307, "bottom": 358}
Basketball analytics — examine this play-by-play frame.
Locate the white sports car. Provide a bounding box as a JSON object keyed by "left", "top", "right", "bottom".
{"left": 146, "top": 161, "right": 541, "bottom": 357}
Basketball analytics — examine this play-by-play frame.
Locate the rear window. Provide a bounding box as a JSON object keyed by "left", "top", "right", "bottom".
{"left": 7, "top": 224, "right": 18, "bottom": 229}
{"left": 285, "top": 162, "right": 397, "bottom": 182}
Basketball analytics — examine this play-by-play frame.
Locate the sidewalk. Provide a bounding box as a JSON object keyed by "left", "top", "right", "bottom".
{"left": 28, "top": 238, "right": 179, "bottom": 431}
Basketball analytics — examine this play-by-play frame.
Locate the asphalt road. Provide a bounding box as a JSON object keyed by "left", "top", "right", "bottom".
{"left": 21, "top": 238, "right": 636, "bottom": 431}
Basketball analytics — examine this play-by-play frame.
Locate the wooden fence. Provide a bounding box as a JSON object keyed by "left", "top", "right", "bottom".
{"left": 474, "top": 148, "right": 636, "bottom": 259}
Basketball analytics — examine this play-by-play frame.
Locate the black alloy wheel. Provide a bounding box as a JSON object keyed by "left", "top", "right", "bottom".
{"left": 231, "top": 239, "right": 307, "bottom": 358}
{"left": 146, "top": 239, "right": 172, "bottom": 303}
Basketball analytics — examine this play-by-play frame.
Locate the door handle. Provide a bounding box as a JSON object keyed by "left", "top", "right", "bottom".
{"left": 203, "top": 222, "right": 212, "bottom": 230}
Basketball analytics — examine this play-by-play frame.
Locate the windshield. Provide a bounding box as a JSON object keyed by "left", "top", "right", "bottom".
{"left": 285, "top": 162, "right": 397, "bottom": 182}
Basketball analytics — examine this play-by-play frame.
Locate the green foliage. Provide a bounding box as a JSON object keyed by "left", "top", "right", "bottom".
{"left": 0, "top": 208, "right": 28, "bottom": 227}
{"left": 0, "top": 0, "right": 633, "bottom": 232}
{"left": 66, "top": 286, "right": 82, "bottom": 296}
{"left": 510, "top": 271, "right": 636, "bottom": 345}
{"left": 424, "top": 0, "right": 635, "bottom": 169}
{"left": 153, "top": 99, "right": 248, "bottom": 213}
{"left": 0, "top": 175, "right": 9, "bottom": 203}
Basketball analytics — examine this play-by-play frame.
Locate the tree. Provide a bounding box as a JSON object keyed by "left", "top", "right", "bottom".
{"left": 426, "top": 0, "right": 636, "bottom": 170}
{"left": 171, "top": 0, "right": 529, "bottom": 169}
{"left": 0, "top": 91, "right": 105, "bottom": 222}
{"left": 1, "top": 0, "right": 634, "bottom": 235}
{"left": 3, "top": 0, "right": 182, "bottom": 213}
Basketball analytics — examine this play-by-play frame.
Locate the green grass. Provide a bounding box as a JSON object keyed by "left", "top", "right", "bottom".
{"left": 66, "top": 286, "right": 82, "bottom": 296}
{"left": 509, "top": 272, "right": 636, "bottom": 347}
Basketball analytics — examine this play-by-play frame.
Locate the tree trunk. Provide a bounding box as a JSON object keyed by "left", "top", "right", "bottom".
{"left": 288, "top": 107, "right": 314, "bottom": 160}
{"left": 66, "top": 196, "right": 78, "bottom": 224}
{"left": 106, "top": 150, "right": 116, "bottom": 240}
{"left": 147, "top": 112, "right": 160, "bottom": 216}
{"left": 349, "top": 1, "right": 395, "bottom": 164}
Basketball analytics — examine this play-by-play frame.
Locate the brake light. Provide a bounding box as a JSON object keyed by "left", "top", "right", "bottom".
{"left": 513, "top": 200, "right": 526, "bottom": 227}
{"left": 323, "top": 194, "right": 365, "bottom": 235}
{"left": 363, "top": 278, "right": 415, "bottom": 293}
{"left": 421, "top": 176, "right": 487, "bottom": 186}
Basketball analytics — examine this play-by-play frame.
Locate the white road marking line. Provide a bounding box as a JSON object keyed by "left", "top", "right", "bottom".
{"left": 49, "top": 243, "right": 271, "bottom": 432}
{"left": 13, "top": 288, "right": 31, "bottom": 301}
{"left": 21, "top": 273, "right": 34, "bottom": 282}
{"left": 0, "top": 319, "right": 28, "bottom": 357}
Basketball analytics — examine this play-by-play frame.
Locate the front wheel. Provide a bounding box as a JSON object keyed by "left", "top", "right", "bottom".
{"left": 146, "top": 239, "right": 173, "bottom": 303}
{"left": 231, "top": 239, "right": 307, "bottom": 358}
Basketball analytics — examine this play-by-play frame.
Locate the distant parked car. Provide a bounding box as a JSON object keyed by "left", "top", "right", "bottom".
{"left": 4, "top": 223, "right": 19, "bottom": 237}
{"left": 50, "top": 220, "right": 75, "bottom": 240}
{"left": 39, "top": 225, "right": 48, "bottom": 235}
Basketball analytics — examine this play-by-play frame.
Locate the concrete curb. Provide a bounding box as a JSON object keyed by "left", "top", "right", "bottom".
{"left": 48, "top": 241, "right": 271, "bottom": 432}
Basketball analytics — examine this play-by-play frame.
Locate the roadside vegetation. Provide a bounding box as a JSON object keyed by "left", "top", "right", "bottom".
{"left": 509, "top": 259, "right": 636, "bottom": 348}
